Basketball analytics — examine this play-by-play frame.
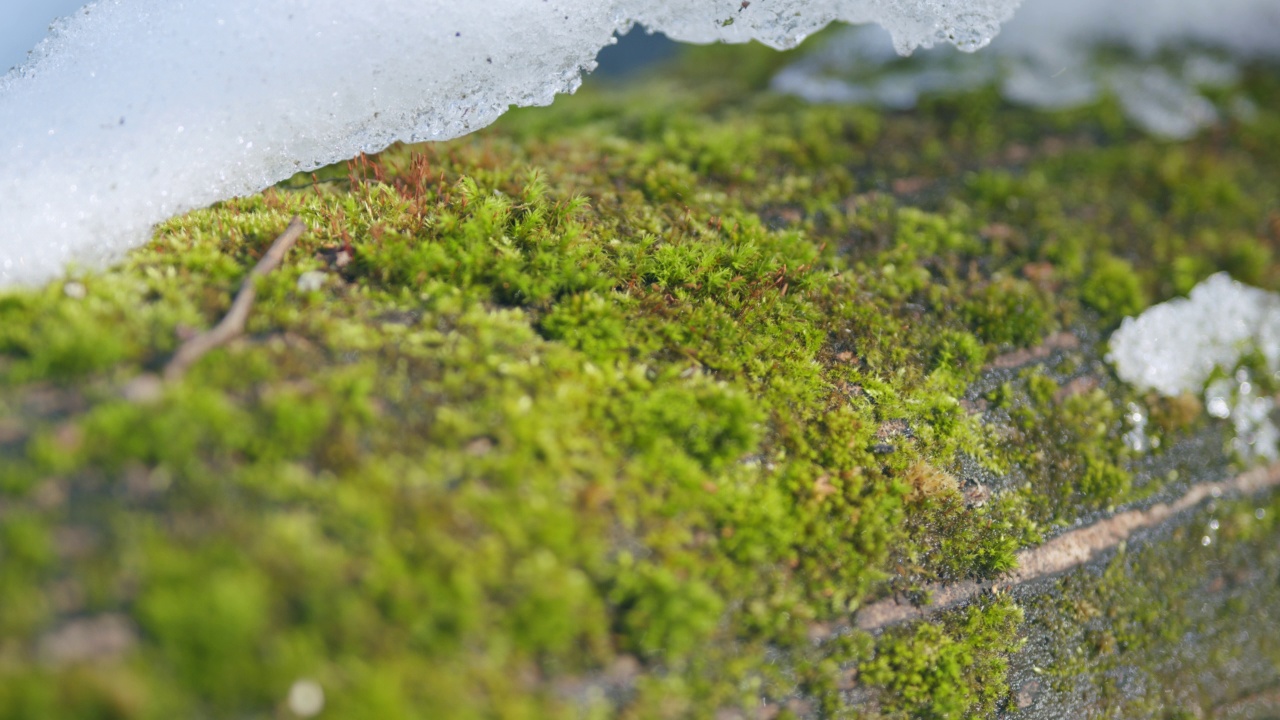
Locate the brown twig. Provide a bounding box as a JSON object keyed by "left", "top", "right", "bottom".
{"left": 163, "top": 217, "right": 307, "bottom": 382}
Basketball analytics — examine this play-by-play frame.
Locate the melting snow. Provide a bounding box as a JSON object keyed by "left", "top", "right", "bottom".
{"left": 2, "top": 0, "right": 1278, "bottom": 287}
{"left": 0, "top": 0, "right": 1022, "bottom": 286}
{"left": 1109, "top": 273, "right": 1280, "bottom": 461}
{"left": 773, "top": 0, "right": 1279, "bottom": 138}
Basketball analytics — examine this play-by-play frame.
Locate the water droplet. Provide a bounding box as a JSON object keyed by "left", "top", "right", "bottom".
{"left": 1208, "top": 519, "right": 1219, "bottom": 531}
{"left": 287, "top": 679, "right": 324, "bottom": 717}
{"left": 1207, "top": 396, "right": 1231, "bottom": 418}
{"left": 1257, "top": 508, "right": 1268, "bottom": 520}
{"left": 1201, "top": 535, "right": 1212, "bottom": 546}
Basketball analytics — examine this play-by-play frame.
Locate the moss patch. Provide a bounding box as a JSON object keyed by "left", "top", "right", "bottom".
{"left": 0, "top": 41, "right": 1278, "bottom": 719}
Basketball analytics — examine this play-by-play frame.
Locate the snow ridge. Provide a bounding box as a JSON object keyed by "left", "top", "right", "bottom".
{"left": 0, "top": 0, "right": 1019, "bottom": 285}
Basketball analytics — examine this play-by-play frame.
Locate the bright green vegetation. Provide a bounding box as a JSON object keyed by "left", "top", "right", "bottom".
{"left": 1, "top": 39, "right": 1279, "bottom": 719}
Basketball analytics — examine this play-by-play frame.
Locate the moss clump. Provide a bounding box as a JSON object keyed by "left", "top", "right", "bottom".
{"left": 962, "top": 278, "right": 1053, "bottom": 348}
{"left": 862, "top": 595, "right": 1024, "bottom": 719}
{"left": 1080, "top": 253, "right": 1146, "bottom": 327}
{"left": 0, "top": 39, "right": 1278, "bottom": 719}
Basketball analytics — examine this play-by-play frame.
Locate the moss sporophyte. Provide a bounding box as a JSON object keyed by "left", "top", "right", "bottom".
{"left": 1, "top": 40, "right": 1280, "bottom": 719}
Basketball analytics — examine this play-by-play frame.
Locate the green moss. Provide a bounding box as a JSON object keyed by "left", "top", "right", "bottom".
{"left": 863, "top": 595, "right": 1024, "bottom": 719}
{"left": 1080, "top": 253, "right": 1145, "bottom": 327}
{"left": 0, "top": 40, "right": 1276, "bottom": 719}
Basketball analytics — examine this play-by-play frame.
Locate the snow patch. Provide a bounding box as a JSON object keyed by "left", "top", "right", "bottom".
{"left": 0, "top": 0, "right": 1022, "bottom": 286}
{"left": 773, "top": 0, "right": 1279, "bottom": 138}
{"left": 1109, "top": 273, "right": 1280, "bottom": 461}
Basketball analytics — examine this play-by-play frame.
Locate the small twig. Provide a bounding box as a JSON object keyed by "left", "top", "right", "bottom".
{"left": 163, "top": 217, "right": 307, "bottom": 382}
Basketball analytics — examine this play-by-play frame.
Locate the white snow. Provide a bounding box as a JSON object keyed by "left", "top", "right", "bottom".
{"left": 1109, "top": 274, "right": 1280, "bottom": 398}
{"left": 2, "top": 0, "right": 1278, "bottom": 287}
{"left": 1109, "top": 273, "right": 1280, "bottom": 461}
{"left": 773, "top": 0, "right": 1279, "bottom": 138}
{"left": 0, "top": 0, "right": 1021, "bottom": 286}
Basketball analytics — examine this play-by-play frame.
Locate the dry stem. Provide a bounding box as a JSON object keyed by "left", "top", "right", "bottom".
{"left": 163, "top": 217, "right": 307, "bottom": 381}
